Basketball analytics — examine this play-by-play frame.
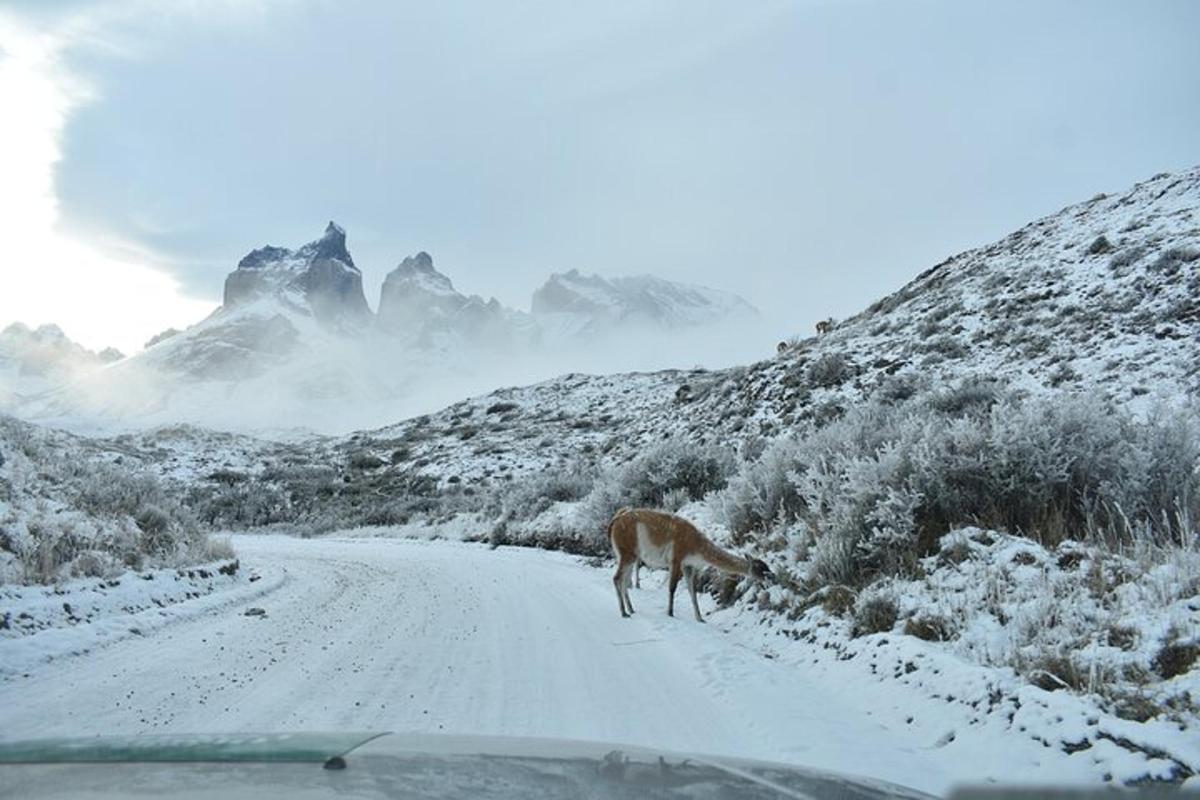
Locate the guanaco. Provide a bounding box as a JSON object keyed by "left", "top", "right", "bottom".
{"left": 608, "top": 508, "right": 771, "bottom": 622}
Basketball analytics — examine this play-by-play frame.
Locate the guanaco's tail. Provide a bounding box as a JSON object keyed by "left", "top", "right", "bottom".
{"left": 607, "top": 506, "right": 633, "bottom": 550}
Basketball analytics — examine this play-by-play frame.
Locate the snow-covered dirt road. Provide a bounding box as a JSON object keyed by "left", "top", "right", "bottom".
{"left": 1, "top": 536, "right": 1191, "bottom": 796}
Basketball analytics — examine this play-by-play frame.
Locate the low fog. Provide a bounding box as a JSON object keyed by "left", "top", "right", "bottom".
{"left": 13, "top": 312, "right": 780, "bottom": 437}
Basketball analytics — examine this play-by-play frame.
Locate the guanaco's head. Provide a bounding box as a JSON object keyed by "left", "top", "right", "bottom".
{"left": 749, "top": 558, "right": 772, "bottom": 583}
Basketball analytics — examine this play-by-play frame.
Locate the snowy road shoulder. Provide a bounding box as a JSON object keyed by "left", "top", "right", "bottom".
{"left": 0, "top": 559, "right": 286, "bottom": 679}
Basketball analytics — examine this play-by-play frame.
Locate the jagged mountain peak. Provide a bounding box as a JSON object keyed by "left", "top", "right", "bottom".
{"left": 224, "top": 222, "right": 369, "bottom": 321}
{"left": 296, "top": 220, "right": 355, "bottom": 270}
{"left": 384, "top": 252, "right": 456, "bottom": 294}
{"left": 378, "top": 251, "right": 468, "bottom": 331}
{"left": 396, "top": 251, "right": 435, "bottom": 273}
{"left": 236, "top": 245, "right": 291, "bottom": 270}
{"left": 234, "top": 222, "right": 356, "bottom": 273}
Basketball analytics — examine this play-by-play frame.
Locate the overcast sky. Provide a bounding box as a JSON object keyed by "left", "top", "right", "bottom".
{"left": 1, "top": 0, "right": 1198, "bottom": 354}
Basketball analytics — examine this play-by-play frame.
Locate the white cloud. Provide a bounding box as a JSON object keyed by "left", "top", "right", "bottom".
{"left": 0, "top": 9, "right": 214, "bottom": 355}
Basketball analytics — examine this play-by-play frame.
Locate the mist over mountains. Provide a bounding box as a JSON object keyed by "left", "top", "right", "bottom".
{"left": 0, "top": 223, "right": 763, "bottom": 434}
{"left": 0, "top": 323, "right": 123, "bottom": 410}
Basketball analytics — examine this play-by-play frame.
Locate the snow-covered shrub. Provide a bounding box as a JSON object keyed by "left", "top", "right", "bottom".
{"left": 577, "top": 439, "right": 735, "bottom": 547}
{"left": 197, "top": 535, "right": 236, "bottom": 562}
{"left": 793, "top": 436, "right": 922, "bottom": 582}
{"left": 134, "top": 505, "right": 177, "bottom": 556}
{"left": 873, "top": 530, "right": 1200, "bottom": 715}
{"left": 189, "top": 480, "right": 290, "bottom": 528}
{"left": 70, "top": 550, "right": 110, "bottom": 578}
{"left": 74, "top": 463, "right": 167, "bottom": 519}
{"left": 924, "top": 375, "right": 1002, "bottom": 415}
{"left": 1020, "top": 649, "right": 1088, "bottom": 692}
{"left": 1153, "top": 641, "right": 1198, "bottom": 679}
{"left": 718, "top": 436, "right": 806, "bottom": 536}
{"left": 920, "top": 335, "right": 969, "bottom": 360}
{"left": 660, "top": 487, "right": 692, "bottom": 512}
{"left": 714, "top": 379, "right": 1200, "bottom": 587}
{"left": 135, "top": 505, "right": 170, "bottom": 536}
{"left": 348, "top": 452, "right": 386, "bottom": 470}
{"left": 806, "top": 352, "right": 853, "bottom": 387}
{"left": 851, "top": 594, "right": 898, "bottom": 637}
{"left": 500, "top": 464, "right": 596, "bottom": 522}
{"left": 1108, "top": 245, "right": 1147, "bottom": 275}
{"left": 0, "top": 415, "right": 223, "bottom": 585}
{"left": 903, "top": 614, "right": 953, "bottom": 641}
{"left": 1149, "top": 245, "right": 1199, "bottom": 277}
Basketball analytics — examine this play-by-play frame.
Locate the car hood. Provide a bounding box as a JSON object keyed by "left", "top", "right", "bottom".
{"left": 0, "top": 731, "right": 935, "bottom": 800}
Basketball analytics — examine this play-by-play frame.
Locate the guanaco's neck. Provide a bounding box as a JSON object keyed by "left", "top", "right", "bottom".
{"left": 698, "top": 537, "right": 751, "bottom": 576}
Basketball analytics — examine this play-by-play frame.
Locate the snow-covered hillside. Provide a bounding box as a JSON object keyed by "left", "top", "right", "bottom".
{"left": 667, "top": 165, "right": 1200, "bottom": 444}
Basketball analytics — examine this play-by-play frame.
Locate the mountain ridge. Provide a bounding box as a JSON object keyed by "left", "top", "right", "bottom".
{"left": 3, "top": 223, "right": 760, "bottom": 433}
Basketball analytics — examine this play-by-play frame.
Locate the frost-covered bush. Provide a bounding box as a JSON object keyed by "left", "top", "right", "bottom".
{"left": 879, "top": 530, "right": 1200, "bottom": 715}
{"left": 796, "top": 433, "right": 924, "bottom": 581}
{"left": 0, "top": 415, "right": 221, "bottom": 585}
{"left": 924, "top": 376, "right": 1002, "bottom": 415}
{"left": 714, "top": 380, "right": 1200, "bottom": 586}
{"left": 921, "top": 335, "right": 969, "bottom": 360}
{"left": 500, "top": 465, "right": 596, "bottom": 522}
{"left": 873, "top": 373, "right": 927, "bottom": 405}
{"left": 851, "top": 594, "right": 899, "bottom": 637}
{"left": 578, "top": 439, "right": 735, "bottom": 547}
{"left": 74, "top": 463, "right": 169, "bottom": 520}
{"left": 806, "top": 352, "right": 853, "bottom": 388}
{"left": 189, "top": 479, "right": 290, "bottom": 528}
{"left": 1108, "top": 245, "right": 1147, "bottom": 275}
{"left": 348, "top": 452, "right": 386, "bottom": 470}
{"left": 718, "top": 437, "right": 806, "bottom": 536}
{"left": 1149, "top": 245, "right": 1199, "bottom": 277}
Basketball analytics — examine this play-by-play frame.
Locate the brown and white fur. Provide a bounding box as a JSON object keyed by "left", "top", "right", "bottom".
{"left": 608, "top": 508, "right": 771, "bottom": 622}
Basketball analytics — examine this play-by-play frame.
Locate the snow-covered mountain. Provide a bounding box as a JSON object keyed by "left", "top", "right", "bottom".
{"left": 224, "top": 221, "right": 370, "bottom": 325}
{"left": 377, "top": 251, "right": 539, "bottom": 352}
{"left": 5, "top": 223, "right": 757, "bottom": 433}
{"left": 0, "top": 323, "right": 122, "bottom": 410}
{"left": 532, "top": 269, "right": 758, "bottom": 338}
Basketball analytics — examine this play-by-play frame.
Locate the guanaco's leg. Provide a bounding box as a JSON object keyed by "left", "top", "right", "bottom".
{"left": 613, "top": 561, "right": 632, "bottom": 617}
{"left": 621, "top": 564, "right": 636, "bottom": 614}
{"left": 685, "top": 565, "right": 704, "bottom": 622}
{"left": 634, "top": 561, "right": 641, "bottom": 589}
{"left": 667, "top": 559, "right": 682, "bottom": 617}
